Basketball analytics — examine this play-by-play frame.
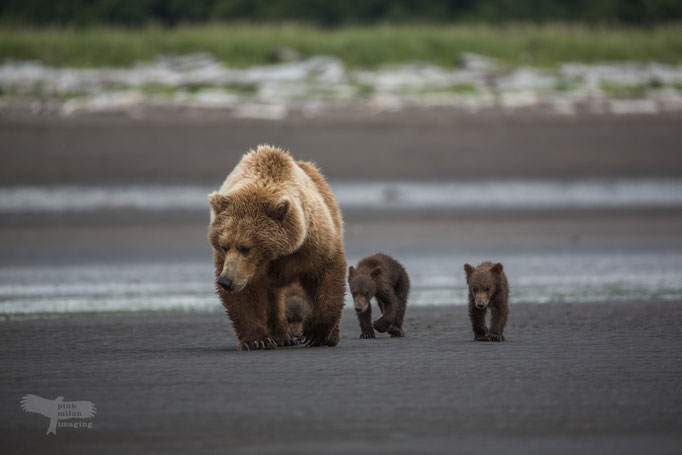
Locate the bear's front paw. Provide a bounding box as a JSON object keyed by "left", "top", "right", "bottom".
{"left": 487, "top": 332, "right": 504, "bottom": 342}
{"left": 373, "top": 319, "right": 391, "bottom": 333}
{"left": 238, "top": 337, "right": 277, "bottom": 351}
{"left": 388, "top": 326, "right": 404, "bottom": 338}
{"left": 360, "top": 331, "right": 376, "bottom": 339}
{"left": 474, "top": 334, "right": 489, "bottom": 342}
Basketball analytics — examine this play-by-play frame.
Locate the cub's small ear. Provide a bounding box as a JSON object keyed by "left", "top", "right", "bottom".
{"left": 268, "top": 199, "right": 289, "bottom": 221}
{"left": 370, "top": 267, "right": 382, "bottom": 279}
{"left": 348, "top": 266, "right": 357, "bottom": 280}
{"left": 464, "top": 264, "right": 475, "bottom": 281}
{"left": 491, "top": 263, "right": 504, "bottom": 274}
{"left": 209, "top": 192, "right": 230, "bottom": 213}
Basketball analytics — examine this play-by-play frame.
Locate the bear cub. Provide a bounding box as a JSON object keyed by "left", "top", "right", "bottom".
{"left": 464, "top": 262, "right": 509, "bottom": 342}
{"left": 284, "top": 283, "right": 309, "bottom": 340}
{"left": 348, "top": 253, "right": 410, "bottom": 339}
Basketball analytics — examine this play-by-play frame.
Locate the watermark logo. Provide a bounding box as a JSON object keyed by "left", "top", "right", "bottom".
{"left": 20, "top": 394, "right": 97, "bottom": 435}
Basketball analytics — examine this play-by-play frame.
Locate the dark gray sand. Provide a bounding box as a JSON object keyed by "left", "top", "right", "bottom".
{"left": 2, "top": 302, "right": 681, "bottom": 454}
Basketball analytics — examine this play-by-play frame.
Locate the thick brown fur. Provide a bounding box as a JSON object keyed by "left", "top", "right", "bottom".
{"left": 208, "top": 145, "right": 346, "bottom": 350}
{"left": 464, "top": 261, "right": 509, "bottom": 342}
{"left": 348, "top": 253, "right": 410, "bottom": 339}
{"left": 284, "top": 283, "right": 309, "bottom": 340}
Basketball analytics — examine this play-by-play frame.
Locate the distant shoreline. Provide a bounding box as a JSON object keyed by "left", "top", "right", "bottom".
{"left": 2, "top": 50, "right": 681, "bottom": 118}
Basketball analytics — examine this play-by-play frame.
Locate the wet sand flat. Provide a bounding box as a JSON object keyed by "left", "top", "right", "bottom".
{"left": 1, "top": 302, "right": 681, "bottom": 454}
{"left": 2, "top": 209, "right": 682, "bottom": 267}
{"left": 2, "top": 209, "right": 682, "bottom": 313}
{"left": 1, "top": 111, "right": 682, "bottom": 185}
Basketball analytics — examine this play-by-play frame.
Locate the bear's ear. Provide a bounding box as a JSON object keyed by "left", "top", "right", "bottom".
{"left": 208, "top": 192, "right": 230, "bottom": 213}
{"left": 268, "top": 199, "right": 289, "bottom": 221}
{"left": 370, "top": 267, "right": 382, "bottom": 280}
{"left": 464, "top": 264, "right": 475, "bottom": 281}
{"left": 491, "top": 263, "right": 504, "bottom": 274}
{"left": 348, "top": 266, "right": 357, "bottom": 280}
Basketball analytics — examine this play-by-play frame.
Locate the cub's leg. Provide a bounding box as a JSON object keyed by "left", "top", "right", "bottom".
{"left": 387, "top": 276, "right": 409, "bottom": 337}
{"left": 469, "top": 304, "right": 489, "bottom": 341}
{"left": 373, "top": 297, "right": 396, "bottom": 333}
{"left": 356, "top": 305, "right": 376, "bottom": 339}
{"left": 487, "top": 303, "right": 508, "bottom": 342}
{"left": 387, "top": 296, "right": 405, "bottom": 336}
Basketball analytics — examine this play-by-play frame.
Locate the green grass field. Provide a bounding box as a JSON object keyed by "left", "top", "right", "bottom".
{"left": 1, "top": 23, "right": 681, "bottom": 68}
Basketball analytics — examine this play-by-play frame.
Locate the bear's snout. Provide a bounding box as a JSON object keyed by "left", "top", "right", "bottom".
{"left": 354, "top": 298, "right": 369, "bottom": 313}
{"left": 217, "top": 276, "right": 233, "bottom": 292}
{"left": 289, "top": 322, "right": 303, "bottom": 339}
{"left": 475, "top": 300, "right": 487, "bottom": 309}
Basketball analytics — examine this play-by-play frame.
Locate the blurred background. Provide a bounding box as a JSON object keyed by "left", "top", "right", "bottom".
{"left": 1, "top": 0, "right": 681, "bottom": 316}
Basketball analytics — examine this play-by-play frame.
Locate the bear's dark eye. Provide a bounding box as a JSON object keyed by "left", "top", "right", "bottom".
{"left": 485, "top": 287, "right": 490, "bottom": 292}
{"left": 220, "top": 246, "right": 228, "bottom": 253}
{"left": 472, "top": 288, "right": 477, "bottom": 293}
{"left": 238, "top": 246, "right": 251, "bottom": 254}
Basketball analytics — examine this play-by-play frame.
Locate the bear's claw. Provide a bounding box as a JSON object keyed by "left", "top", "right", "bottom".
{"left": 277, "top": 338, "right": 299, "bottom": 347}
{"left": 487, "top": 332, "right": 504, "bottom": 342}
{"left": 304, "top": 336, "right": 324, "bottom": 347}
{"left": 302, "top": 335, "right": 331, "bottom": 347}
{"left": 238, "top": 338, "right": 277, "bottom": 351}
{"left": 474, "top": 334, "right": 489, "bottom": 342}
{"left": 360, "top": 331, "right": 376, "bottom": 339}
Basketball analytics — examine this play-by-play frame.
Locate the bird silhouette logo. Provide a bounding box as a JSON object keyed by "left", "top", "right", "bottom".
{"left": 20, "top": 394, "right": 97, "bottom": 435}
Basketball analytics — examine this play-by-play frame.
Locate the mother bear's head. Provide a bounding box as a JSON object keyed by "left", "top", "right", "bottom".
{"left": 208, "top": 184, "right": 306, "bottom": 293}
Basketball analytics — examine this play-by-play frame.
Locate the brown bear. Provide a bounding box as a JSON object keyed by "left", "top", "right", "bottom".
{"left": 463, "top": 262, "right": 509, "bottom": 342}
{"left": 284, "top": 283, "right": 309, "bottom": 340}
{"left": 208, "top": 145, "right": 346, "bottom": 350}
{"left": 348, "top": 253, "right": 410, "bottom": 339}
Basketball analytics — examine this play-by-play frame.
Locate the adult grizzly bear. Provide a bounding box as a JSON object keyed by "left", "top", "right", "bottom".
{"left": 463, "top": 262, "right": 509, "bottom": 342}
{"left": 208, "top": 145, "right": 346, "bottom": 350}
{"left": 348, "top": 253, "right": 410, "bottom": 339}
